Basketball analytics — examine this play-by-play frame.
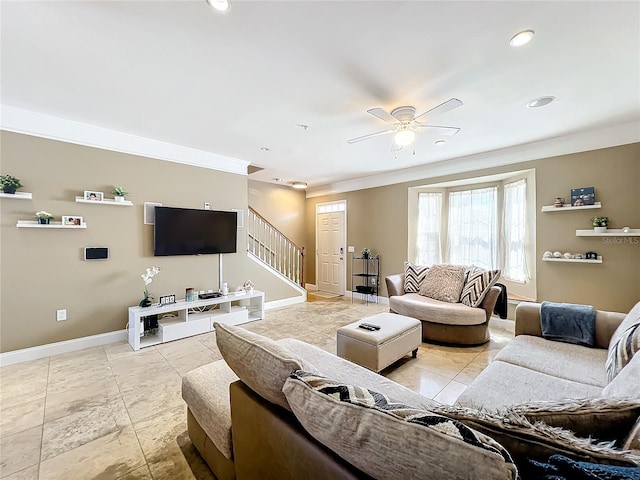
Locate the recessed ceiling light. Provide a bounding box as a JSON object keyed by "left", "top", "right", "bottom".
{"left": 291, "top": 181, "right": 307, "bottom": 189}
{"left": 527, "top": 96, "right": 555, "bottom": 108}
{"left": 260, "top": 147, "right": 270, "bottom": 151}
{"left": 510, "top": 30, "right": 534, "bottom": 47}
{"left": 434, "top": 140, "right": 446, "bottom": 146}
{"left": 206, "top": 0, "right": 230, "bottom": 11}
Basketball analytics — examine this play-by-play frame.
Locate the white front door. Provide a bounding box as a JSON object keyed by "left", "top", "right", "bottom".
{"left": 317, "top": 211, "right": 345, "bottom": 295}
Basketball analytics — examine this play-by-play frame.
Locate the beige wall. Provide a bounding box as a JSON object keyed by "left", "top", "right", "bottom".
{"left": 248, "top": 180, "right": 306, "bottom": 247}
{"left": 305, "top": 143, "right": 640, "bottom": 312}
{"left": 0, "top": 132, "right": 299, "bottom": 352}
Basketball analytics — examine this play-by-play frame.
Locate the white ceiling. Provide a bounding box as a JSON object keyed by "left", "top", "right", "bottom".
{"left": 2, "top": 1, "right": 639, "bottom": 195}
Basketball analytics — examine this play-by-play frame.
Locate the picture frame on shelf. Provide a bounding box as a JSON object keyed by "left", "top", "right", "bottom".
{"left": 84, "top": 190, "right": 104, "bottom": 201}
{"left": 570, "top": 186, "right": 595, "bottom": 206}
{"left": 62, "top": 216, "right": 83, "bottom": 226}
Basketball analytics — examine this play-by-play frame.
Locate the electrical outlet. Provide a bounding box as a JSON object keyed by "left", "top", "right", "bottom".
{"left": 204, "top": 202, "right": 211, "bottom": 210}
{"left": 56, "top": 309, "right": 67, "bottom": 321}
{"left": 371, "top": 278, "right": 376, "bottom": 285}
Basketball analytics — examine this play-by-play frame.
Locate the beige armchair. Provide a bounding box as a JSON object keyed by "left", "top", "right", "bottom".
{"left": 385, "top": 273, "right": 500, "bottom": 345}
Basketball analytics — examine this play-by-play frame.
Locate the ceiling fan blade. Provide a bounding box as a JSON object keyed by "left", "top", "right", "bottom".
{"left": 415, "top": 124, "right": 460, "bottom": 136}
{"left": 414, "top": 98, "right": 463, "bottom": 121}
{"left": 367, "top": 108, "right": 398, "bottom": 124}
{"left": 347, "top": 129, "right": 395, "bottom": 144}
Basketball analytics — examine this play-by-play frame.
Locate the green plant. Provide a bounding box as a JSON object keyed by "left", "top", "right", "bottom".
{"left": 592, "top": 216, "right": 609, "bottom": 227}
{"left": 361, "top": 247, "right": 371, "bottom": 257}
{"left": 0, "top": 175, "right": 23, "bottom": 191}
{"left": 35, "top": 211, "right": 54, "bottom": 220}
{"left": 112, "top": 187, "right": 129, "bottom": 197}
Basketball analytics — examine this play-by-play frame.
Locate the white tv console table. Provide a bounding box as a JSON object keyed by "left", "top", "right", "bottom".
{"left": 128, "top": 290, "right": 264, "bottom": 350}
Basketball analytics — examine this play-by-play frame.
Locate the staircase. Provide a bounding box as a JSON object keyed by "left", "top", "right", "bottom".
{"left": 247, "top": 207, "right": 304, "bottom": 286}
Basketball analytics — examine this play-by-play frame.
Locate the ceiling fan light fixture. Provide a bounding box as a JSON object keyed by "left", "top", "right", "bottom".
{"left": 206, "top": 0, "right": 230, "bottom": 12}
{"left": 510, "top": 30, "right": 534, "bottom": 47}
{"left": 394, "top": 128, "right": 416, "bottom": 146}
{"left": 291, "top": 181, "right": 307, "bottom": 189}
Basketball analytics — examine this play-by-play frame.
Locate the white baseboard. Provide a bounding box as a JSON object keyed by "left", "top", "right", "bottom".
{"left": 346, "top": 290, "right": 389, "bottom": 306}
{"left": 304, "top": 283, "right": 318, "bottom": 291}
{"left": 0, "top": 330, "right": 128, "bottom": 367}
{"left": 265, "top": 293, "right": 307, "bottom": 310}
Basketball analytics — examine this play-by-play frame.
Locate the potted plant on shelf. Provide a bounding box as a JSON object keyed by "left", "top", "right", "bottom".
{"left": 592, "top": 216, "right": 609, "bottom": 233}
{"left": 112, "top": 187, "right": 129, "bottom": 202}
{"left": 361, "top": 247, "right": 371, "bottom": 259}
{"left": 35, "top": 211, "right": 55, "bottom": 225}
{"left": 140, "top": 266, "right": 160, "bottom": 307}
{"left": 0, "top": 175, "right": 23, "bottom": 194}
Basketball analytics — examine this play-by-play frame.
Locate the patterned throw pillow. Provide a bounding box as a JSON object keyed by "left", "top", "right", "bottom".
{"left": 606, "top": 322, "right": 640, "bottom": 382}
{"left": 403, "top": 262, "right": 429, "bottom": 293}
{"left": 460, "top": 266, "right": 501, "bottom": 307}
{"left": 419, "top": 264, "right": 466, "bottom": 303}
{"left": 283, "top": 371, "right": 517, "bottom": 480}
{"left": 605, "top": 302, "right": 640, "bottom": 382}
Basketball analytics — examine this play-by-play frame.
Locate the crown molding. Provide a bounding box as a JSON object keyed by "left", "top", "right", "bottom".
{"left": 0, "top": 105, "right": 250, "bottom": 175}
{"left": 306, "top": 121, "right": 640, "bottom": 198}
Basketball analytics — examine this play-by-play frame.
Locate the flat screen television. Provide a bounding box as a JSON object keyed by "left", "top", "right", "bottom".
{"left": 154, "top": 206, "right": 237, "bottom": 256}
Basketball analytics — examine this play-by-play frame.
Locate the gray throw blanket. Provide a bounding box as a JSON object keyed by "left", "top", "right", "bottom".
{"left": 540, "top": 301, "right": 596, "bottom": 347}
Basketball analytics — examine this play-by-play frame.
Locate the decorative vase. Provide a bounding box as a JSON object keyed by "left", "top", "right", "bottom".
{"left": 3, "top": 186, "right": 17, "bottom": 194}
{"left": 594, "top": 226, "right": 607, "bottom": 233}
{"left": 362, "top": 253, "right": 369, "bottom": 259}
{"left": 554, "top": 197, "right": 564, "bottom": 207}
{"left": 37, "top": 218, "right": 50, "bottom": 225}
{"left": 115, "top": 196, "right": 125, "bottom": 203}
{"left": 139, "top": 297, "right": 152, "bottom": 307}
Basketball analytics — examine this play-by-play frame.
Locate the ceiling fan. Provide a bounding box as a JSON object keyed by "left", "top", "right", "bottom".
{"left": 347, "top": 98, "right": 463, "bottom": 147}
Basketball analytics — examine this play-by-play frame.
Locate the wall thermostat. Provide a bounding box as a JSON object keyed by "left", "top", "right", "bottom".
{"left": 84, "top": 247, "right": 109, "bottom": 261}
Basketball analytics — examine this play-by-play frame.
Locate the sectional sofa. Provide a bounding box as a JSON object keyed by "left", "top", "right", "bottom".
{"left": 181, "top": 301, "right": 640, "bottom": 480}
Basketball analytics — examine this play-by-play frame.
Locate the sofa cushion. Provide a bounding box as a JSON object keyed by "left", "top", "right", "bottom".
{"left": 606, "top": 302, "right": 640, "bottom": 381}
{"left": 493, "top": 335, "right": 608, "bottom": 387}
{"left": 419, "top": 264, "right": 466, "bottom": 303}
{"left": 214, "top": 322, "right": 319, "bottom": 410}
{"left": 603, "top": 349, "right": 640, "bottom": 399}
{"left": 460, "top": 266, "right": 501, "bottom": 307}
{"left": 506, "top": 398, "right": 640, "bottom": 444}
{"left": 278, "top": 338, "right": 438, "bottom": 410}
{"left": 403, "top": 262, "right": 429, "bottom": 293}
{"left": 389, "top": 293, "right": 487, "bottom": 326}
{"left": 456, "top": 361, "right": 603, "bottom": 411}
{"left": 283, "top": 371, "right": 517, "bottom": 480}
{"left": 181, "top": 360, "right": 239, "bottom": 460}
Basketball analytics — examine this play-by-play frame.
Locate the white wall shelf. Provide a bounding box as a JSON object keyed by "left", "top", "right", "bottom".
{"left": 16, "top": 220, "right": 87, "bottom": 229}
{"left": 0, "top": 192, "right": 33, "bottom": 200}
{"left": 542, "top": 256, "right": 602, "bottom": 264}
{"left": 576, "top": 229, "right": 640, "bottom": 237}
{"left": 75, "top": 196, "right": 133, "bottom": 206}
{"left": 128, "top": 290, "right": 265, "bottom": 350}
{"left": 541, "top": 202, "right": 601, "bottom": 212}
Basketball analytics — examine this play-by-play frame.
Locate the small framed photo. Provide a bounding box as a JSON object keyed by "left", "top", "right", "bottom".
{"left": 570, "top": 187, "right": 595, "bottom": 206}
{"left": 159, "top": 294, "right": 176, "bottom": 306}
{"left": 62, "top": 216, "right": 83, "bottom": 226}
{"left": 84, "top": 190, "right": 104, "bottom": 201}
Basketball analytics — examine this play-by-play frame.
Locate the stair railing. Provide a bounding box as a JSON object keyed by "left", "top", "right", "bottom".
{"left": 247, "top": 207, "right": 304, "bottom": 286}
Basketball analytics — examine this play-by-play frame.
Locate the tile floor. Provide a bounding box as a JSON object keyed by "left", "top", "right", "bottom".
{"left": 0, "top": 295, "right": 514, "bottom": 480}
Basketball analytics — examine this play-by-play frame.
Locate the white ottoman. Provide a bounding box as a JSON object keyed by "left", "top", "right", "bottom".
{"left": 337, "top": 313, "right": 422, "bottom": 372}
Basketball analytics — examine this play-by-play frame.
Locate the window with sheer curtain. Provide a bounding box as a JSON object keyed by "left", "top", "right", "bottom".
{"left": 446, "top": 187, "right": 498, "bottom": 270}
{"left": 503, "top": 179, "right": 529, "bottom": 282}
{"left": 415, "top": 192, "right": 443, "bottom": 265}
